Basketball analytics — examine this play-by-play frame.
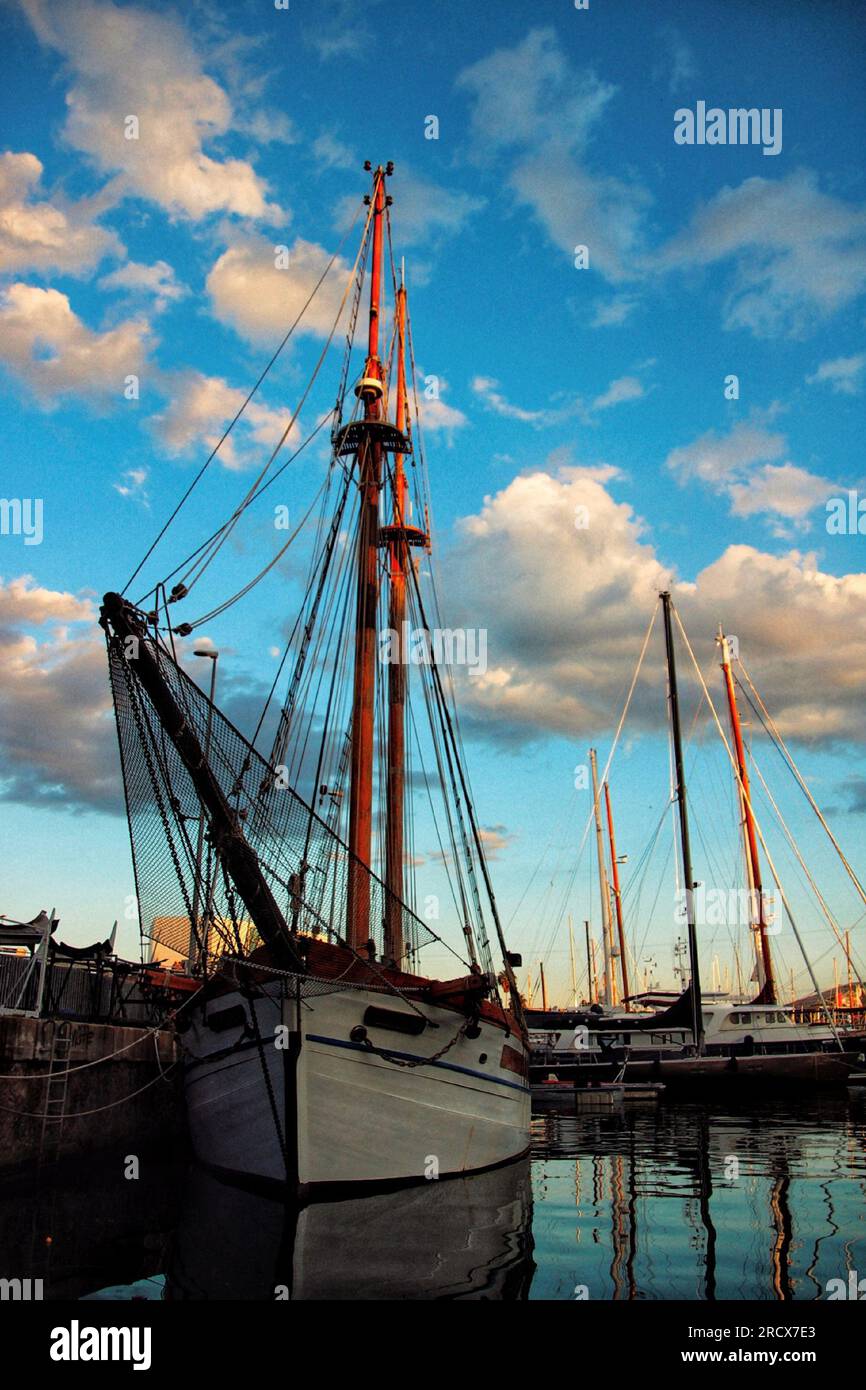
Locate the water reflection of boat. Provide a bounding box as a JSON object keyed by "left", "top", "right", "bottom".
{"left": 847, "top": 1071, "right": 866, "bottom": 1100}
{"left": 166, "top": 1160, "right": 534, "bottom": 1300}
{"left": 531, "top": 1098, "right": 866, "bottom": 1300}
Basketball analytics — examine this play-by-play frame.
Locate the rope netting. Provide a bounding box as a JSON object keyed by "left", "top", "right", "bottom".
{"left": 106, "top": 625, "right": 439, "bottom": 976}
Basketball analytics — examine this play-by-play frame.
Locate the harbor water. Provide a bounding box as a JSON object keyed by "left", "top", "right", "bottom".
{"left": 2, "top": 1096, "right": 863, "bottom": 1300}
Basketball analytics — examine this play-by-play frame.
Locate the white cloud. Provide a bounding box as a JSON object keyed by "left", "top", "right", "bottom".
{"left": 653, "top": 27, "right": 698, "bottom": 94}
{"left": 666, "top": 420, "right": 786, "bottom": 486}
{"left": 303, "top": 0, "right": 384, "bottom": 62}
{"left": 510, "top": 151, "right": 651, "bottom": 285}
{"left": 232, "top": 109, "right": 298, "bottom": 147}
{"left": 0, "top": 575, "right": 120, "bottom": 812}
{"left": 665, "top": 416, "right": 832, "bottom": 524}
{"left": 21, "top": 0, "right": 280, "bottom": 221}
{"left": 392, "top": 167, "right": 484, "bottom": 246}
{"left": 0, "top": 150, "right": 122, "bottom": 274}
{"left": 457, "top": 28, "right": 615, "bottom": 155}
{"left": 471, "top": 371, "right": 643, "bottom": 426}
{"left": 207, "top": 235, "right": 352, "bottom": 345}
{"left": 0, "top": 574, "right": 93, "bottom": 628}
{"left": 727, "top": 462, "right": 834, "bottom": 522}
{"left": 313, "top": 132, "right": 355, "bottom": 171}
{"left": 592, "top": 376, "right": 644, "bottom": 411}
{"left": 417, "top": 393, "right": 468, "bottom": 434}
{"left": 457, "top": 35, "right": 866, "bottom": 336}
{"left": 153, "top": 370, "right": 300, "bottom": 471}
{"left": 457, "top": 30, "right": 650, "bottom": 284}
{"left": 98, "top": 259, "right": 186, "bottom": 313}
{"left": 0, "top": 575, "right": 290, "bottom": 813}
{"left": 445, "top": 465, "right": 669, "bottom": 740}
{"left": 471, "top": 375, "right": 546, "bottom": 424}
{"left": 806, "top": 353, "right": 866, "bottom": 396}
{"left": 442, "top": 465, "right": 866, "bottom": 745}
{"left": 657, "top": 171, "right": 866, "bottom": 337}
{"left": 0, "top": 282, "right": 151, "bottom": 405}
{"left": 112, "top": 466, "right": 149, "bottom": 505}
{"left": 590, "top": 297, "right": 637, "bottom": 328}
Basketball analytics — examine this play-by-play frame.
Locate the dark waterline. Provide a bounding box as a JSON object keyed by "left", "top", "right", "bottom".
{"left": 1, "top": 1097, "right": 863, "bottom": 1299}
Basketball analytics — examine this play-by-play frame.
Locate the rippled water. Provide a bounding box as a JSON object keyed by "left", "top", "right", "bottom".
{"left": 529, "top": 1096, "right": 866, "bottom": 1301}
{"left": 2, "top": 1096, "right": 864, "bottom": 1299}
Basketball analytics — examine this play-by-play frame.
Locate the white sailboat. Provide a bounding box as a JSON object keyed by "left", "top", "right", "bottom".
{"left": 102, "top": 163, "right": 529, "bottom": 1196}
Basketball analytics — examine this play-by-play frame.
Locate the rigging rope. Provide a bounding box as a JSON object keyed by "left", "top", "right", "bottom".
{"left": 178, "top": 474, "right": 330, "bottom": 629}
{"left": 736, "top": 659, "right": 866, "bottom": 911}
{"left": 175, "top": 197, "right": 377, "bottom": 599}
{"left": 122, "top": 201, "right": 368, "bottom": 596}
{"left": 523, "top": 609, "right": 663, "bottom": 980}
{"left": 145, "top": 405, "right": 338, "bottom": 607}
{"left": 748, "top": 746, "right": 866, "bottom": 983}
{"left": 671, "top": 604, "right": 844, "bottom": 1047}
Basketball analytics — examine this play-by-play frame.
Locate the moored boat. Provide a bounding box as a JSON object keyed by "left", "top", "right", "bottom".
{"left": 525, "top": 595, "right": 866, "bottom": 1095}
{"left": 101, "top": 163, "right": 529, "bottom": 1197}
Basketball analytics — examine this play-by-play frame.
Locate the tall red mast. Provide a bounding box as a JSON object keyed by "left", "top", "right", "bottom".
{"left": 380, "top": 272, "right": 428, "bottom": 961}
{"left": 718, "top": 630, "right": 777, "bottom": 1003}
{"left": 345, "top": 163, "right": 388, "bottom": 950}
{"left": 383, "top": 277, "right": 409, "bottom": 964}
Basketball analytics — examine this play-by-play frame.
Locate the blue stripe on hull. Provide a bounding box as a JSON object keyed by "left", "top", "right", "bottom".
{"left": 305, "top": 1032, "right": 530, "bottom": 1093}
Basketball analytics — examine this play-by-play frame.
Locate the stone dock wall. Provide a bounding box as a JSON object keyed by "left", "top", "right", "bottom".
{"left": 0, "top": 1014, "right": 182, "bottom": 1174}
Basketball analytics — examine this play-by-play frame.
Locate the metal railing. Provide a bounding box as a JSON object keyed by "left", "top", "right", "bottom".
{"left": 0, "top": 954, "right": 160, "bottom": 1025}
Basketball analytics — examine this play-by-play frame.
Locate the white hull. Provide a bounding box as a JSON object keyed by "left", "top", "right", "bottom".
{"left": 183, "top": 980, "right": 530, "bottom": 1190}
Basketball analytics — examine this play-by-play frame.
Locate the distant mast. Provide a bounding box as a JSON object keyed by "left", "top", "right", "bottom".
{"left": 661, "top": 591, "right": 704, "bottom": 1052}
{"left": 718, "top": 629, "right": 777, "bottom": 1004}
{"left": 604, "top": 780, "right": 631, "bottom": 1010}
{"left": 590, "top": 747, "right": 616, "bottom": 1008}
{"left": 568, "top": 915, "right": 578, "bottom": 1009}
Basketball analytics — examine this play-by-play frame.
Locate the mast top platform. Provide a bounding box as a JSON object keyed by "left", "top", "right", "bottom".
{"left": 379, "top": 523, "right": 428, "bottom": 549}
{"left": 333, "top": 419, "right": 411, "bottom": 457}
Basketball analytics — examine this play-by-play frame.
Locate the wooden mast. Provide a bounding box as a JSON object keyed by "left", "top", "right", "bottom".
{"left": 604, "top": 780, "right": 631, "bottom": 1011}
{"left": 383, "top": 274, "right": 409, "bottom": 965}
{"left": 660, "top": 592, "right": 704, "bottom": 1052}
{"left": 346, "top": 163, "right": 388, "bottom": 950}
{"left": 590, "top": 748, "right": 616, "bottom": 1007}
{"left": 718, "top": 630, "right": 777, "bottom": 1003}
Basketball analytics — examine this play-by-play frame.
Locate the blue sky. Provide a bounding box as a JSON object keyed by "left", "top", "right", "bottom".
{"left": 1, "top": 0, "right": 865, "bottom": 1001}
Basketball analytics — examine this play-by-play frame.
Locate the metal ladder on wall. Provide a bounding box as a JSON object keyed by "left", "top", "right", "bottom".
{"left": 38, "top": 1020, "right": 72, "bottom": 1168}
{"left": 29, "top": 1020, "right": 73, "bottom": 1289}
